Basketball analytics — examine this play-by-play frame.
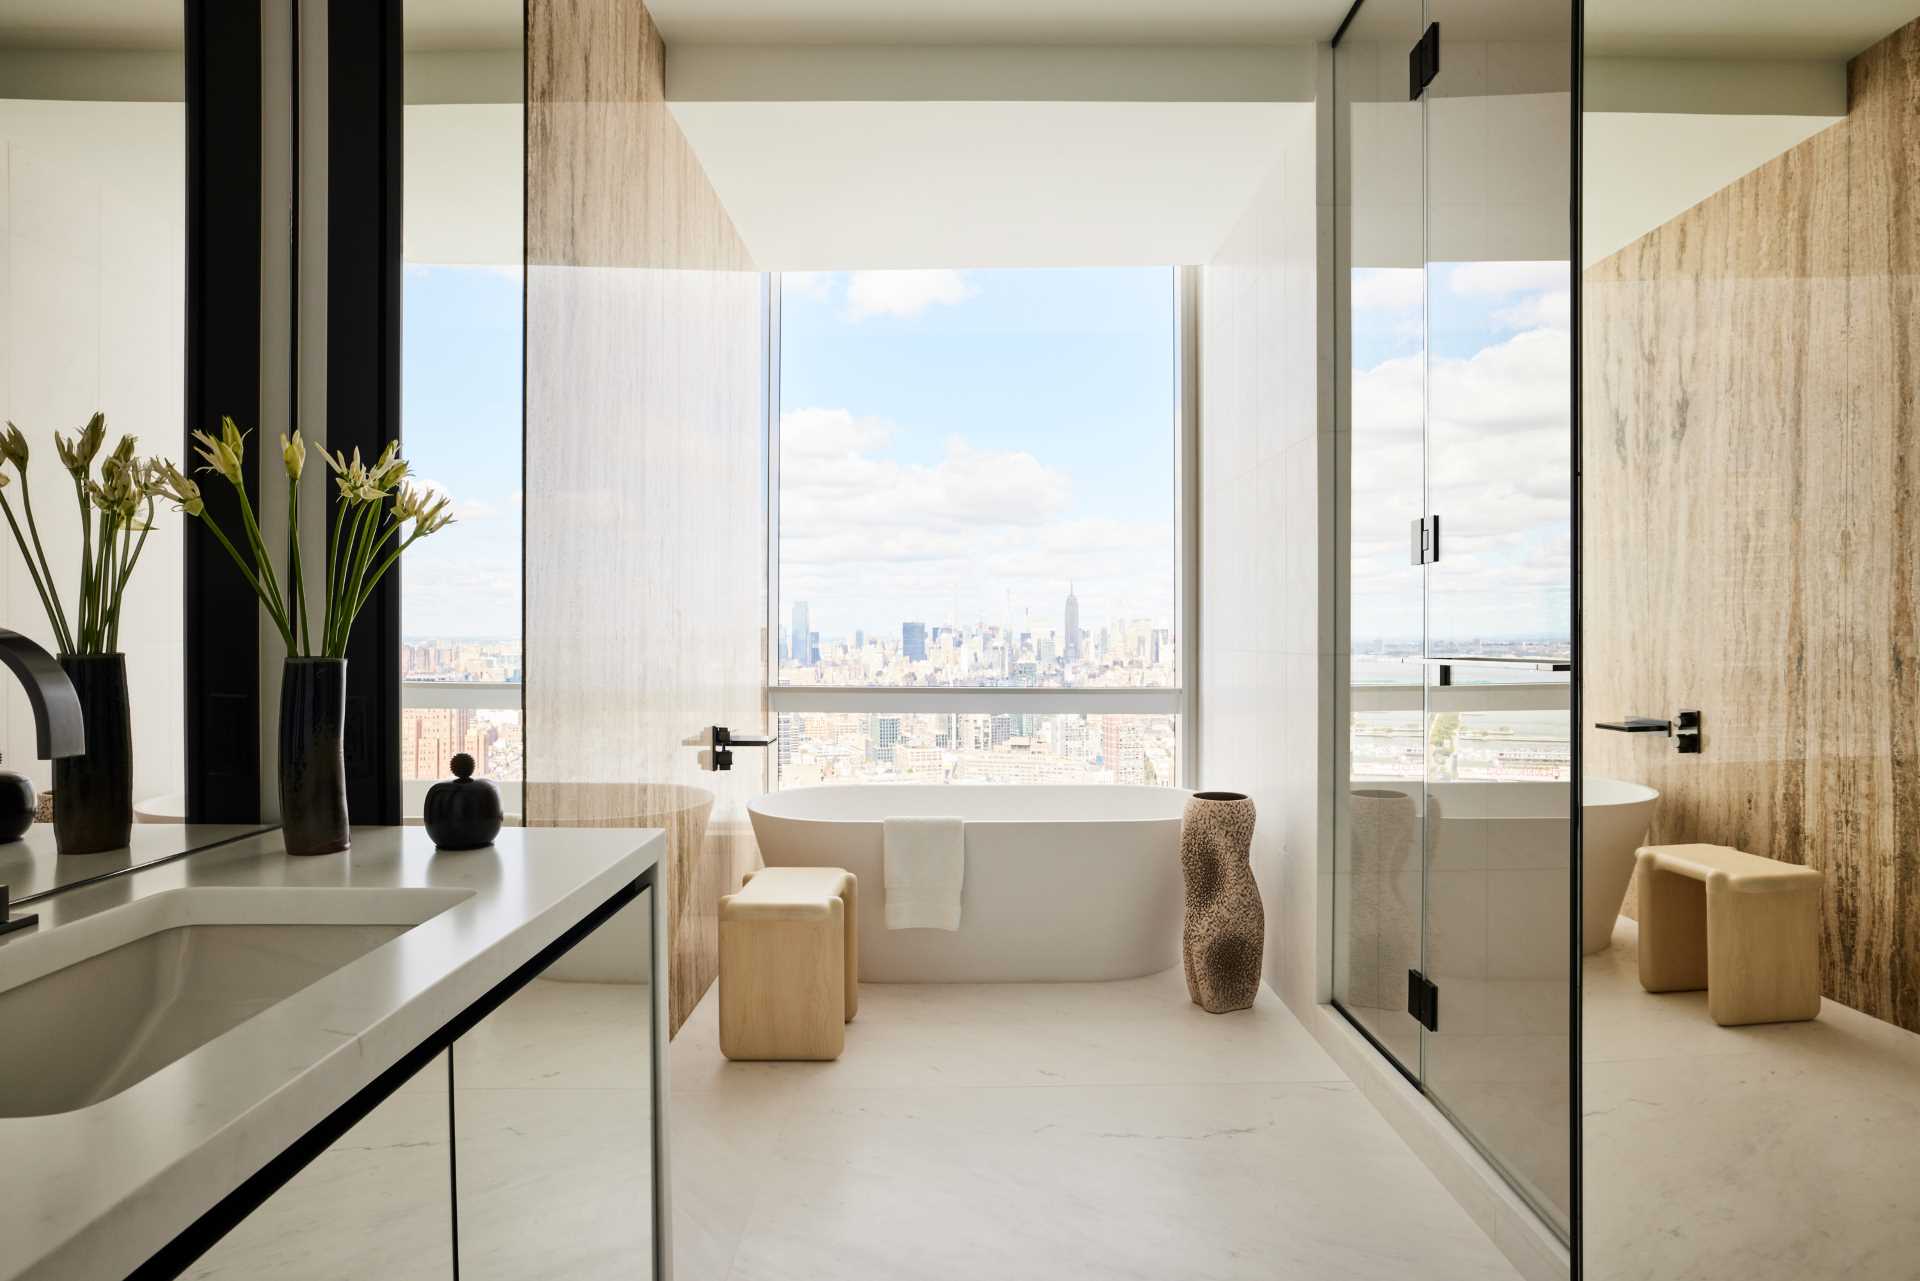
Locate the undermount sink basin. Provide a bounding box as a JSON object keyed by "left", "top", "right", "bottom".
{"left": 0, "top": 887, "right": 471, "bottom": 1118}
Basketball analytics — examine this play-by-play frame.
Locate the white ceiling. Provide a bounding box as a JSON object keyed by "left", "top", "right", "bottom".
{"left": 671, "top": 100, "right": 1307, "bottom": 269}
{"left": 647, "top": 0, "right": 1351, "bottom": 46}
{"left": 1584, "top": 0, "right": 1920, "bottom": 58}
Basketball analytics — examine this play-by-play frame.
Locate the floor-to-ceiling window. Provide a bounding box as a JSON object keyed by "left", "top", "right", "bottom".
{"left": 772, "top": 267, "right": 1186, "bottom": 787}
{"left": 398, "top": 6, "right": 523, "bottom": 816}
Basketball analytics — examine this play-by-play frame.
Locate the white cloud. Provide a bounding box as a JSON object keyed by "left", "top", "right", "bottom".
{"left": 779, "top": 406, "right": 1171, "bottom": 634}
{"left": 413, "top": 477, "right": 505, "bottom": 522}
{"left": 1493, "top": 288, "right": 1571, "bottom": 332}
{"left": 1348, "top": 325, "right": 1572, "bottom": 641}
{"left": 844, "top": 269, "right": 978, "bottom": 320}
{"left": 782, "top": 271, "right": 835, "bottom": 301}
{"left": 1351, "top": 267, "right": 1425, "bottom": 314}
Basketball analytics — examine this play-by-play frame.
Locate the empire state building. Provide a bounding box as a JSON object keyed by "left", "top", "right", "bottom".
{"left": 1063, "top": 584, "right": 1080, "bottom": 663}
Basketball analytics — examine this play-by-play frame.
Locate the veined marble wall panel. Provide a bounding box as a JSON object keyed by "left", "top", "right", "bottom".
{"left": 526, "top": 0, "right": 765, "bottom": 1036}
{"left": 1584, "top": 16, "right": 1920, "bottom": 1032}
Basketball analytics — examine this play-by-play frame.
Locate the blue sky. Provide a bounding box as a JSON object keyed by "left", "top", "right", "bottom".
{"left": 399, "top": 264, "right": 522, "bottom": 639}
{"left": 778, "top": 267, "right": 1178, "bottom": 641}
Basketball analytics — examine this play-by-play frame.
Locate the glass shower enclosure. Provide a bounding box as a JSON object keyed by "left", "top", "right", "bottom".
{"left": 1331, "top": 0, "right": 1577, "bottom": 1242}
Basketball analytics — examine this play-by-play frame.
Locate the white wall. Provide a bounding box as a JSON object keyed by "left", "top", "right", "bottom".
{"left": 1197, "top": 63, "right": 1334, "bottom": 1016}
{"left": 0, "top": 99, "right": 186, "bottom": 803}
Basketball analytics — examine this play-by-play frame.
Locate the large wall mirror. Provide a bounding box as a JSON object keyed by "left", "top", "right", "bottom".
{"left": 0, "top": 1, "right": 273, "bottom": 901}
{"left": 1582, "top": 2, "right": 1920, "bottom": 1276}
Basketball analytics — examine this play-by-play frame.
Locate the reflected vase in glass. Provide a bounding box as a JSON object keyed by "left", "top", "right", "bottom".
{"left": 53, "top": 653, "right": 132, "bottom": 857}
{"left": 279, "top": 657, "right": 350, "bottom": 856}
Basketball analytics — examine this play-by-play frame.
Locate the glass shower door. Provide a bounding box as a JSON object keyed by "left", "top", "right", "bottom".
{"left": 1333, "top": 0, "right": 1430, "bottom": 1074}
{"left": 1419, "top": 0, "right": 1575, "bottom": 1238}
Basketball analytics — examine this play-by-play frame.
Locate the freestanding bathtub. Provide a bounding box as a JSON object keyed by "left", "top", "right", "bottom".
{"left": 747, "top": 784, "right": 1189, "bottom": 982}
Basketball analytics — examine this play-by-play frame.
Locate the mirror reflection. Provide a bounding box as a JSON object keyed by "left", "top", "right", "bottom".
{"left": 1583, "top": 3, "right": 1920, "bottom": 1276}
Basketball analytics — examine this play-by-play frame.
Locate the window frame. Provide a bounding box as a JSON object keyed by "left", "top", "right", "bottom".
{"left": 764, "top": 266, "right": 1200, "bottom": 787}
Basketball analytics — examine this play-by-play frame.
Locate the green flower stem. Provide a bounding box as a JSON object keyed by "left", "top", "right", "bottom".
{"left": 16, "top": 472, "right": 73, "bottom": 653}
{"left": 107, "top": 503, "right": 151, "bottom": 654}
{"left": 322, "top": 495, "right": 350, "bottom": 656}
{"left": 330, "top": 498, "right": 384, "bottom": 656}
{"left": 0, "top": 489, "right": 71, "bottom": 654}
{"left": 73, "top": 478, "right": 94, "bottom": 649}
{"left": 233, "top": 482, "right": 286, "bottom": 643}
{"left": 340, "top": 502, "right": 390, "bottom": 656}
{"left": 197, "top": 513, "right": 293, "bottom": 649}
{"left": 288, "top": 479, "right": 311, "bottom": 657}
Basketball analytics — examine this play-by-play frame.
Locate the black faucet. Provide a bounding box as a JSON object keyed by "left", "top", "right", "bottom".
{"left": 0, "top": 628, "right": 84, "bottom": 760}
{"left": 0, "top": 627, "right": 85, "bottom": 938}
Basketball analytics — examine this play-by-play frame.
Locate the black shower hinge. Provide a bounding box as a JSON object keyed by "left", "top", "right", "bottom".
{"left": 1407, "top": 969, "right": 1439, "bottom": 1031}
{"left": 1409, "top": 22, "right": 1440, "bottom": 100}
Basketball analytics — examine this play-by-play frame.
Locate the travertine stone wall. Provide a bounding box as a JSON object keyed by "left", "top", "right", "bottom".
{"left": 1584, "top": 17, "right": 1920, "bottom": 1031}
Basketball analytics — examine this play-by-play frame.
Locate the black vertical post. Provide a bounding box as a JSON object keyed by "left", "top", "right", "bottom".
{"left": 327, "top": 0, "right": 404, "bottom": 824}
{"left": 184, "top": 0, "right": 263, "bottom": 823}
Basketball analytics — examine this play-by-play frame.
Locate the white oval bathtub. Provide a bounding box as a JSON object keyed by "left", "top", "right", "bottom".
{"left": 747, "top": 785, "right": 1189, "bottom": 982}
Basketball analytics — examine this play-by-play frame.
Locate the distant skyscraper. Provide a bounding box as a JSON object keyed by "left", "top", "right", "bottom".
{"left": 902, "top": 621, "right": 927, "bottom": 661}
{"left": 792, "top": 601, "right": 811, "bottom": 666}
{"left": 854, "top": 629, "right": 865, "bottom": 652}
{"left": 1063, "top": 584, "right": 1081, "bottom": 662}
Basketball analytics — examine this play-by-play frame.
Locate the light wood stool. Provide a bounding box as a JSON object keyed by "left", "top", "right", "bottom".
{"left": 1634, "top": 843, "right": 1822, "bottom": 1026}
{"left": 719, "top": 867, "right": 859, "bottom": 1060}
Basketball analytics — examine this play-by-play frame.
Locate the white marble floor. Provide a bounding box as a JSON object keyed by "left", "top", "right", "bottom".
{"left": 669, "top": 967, "right": 1520, "bottom": 1281}
{"left": 1584, "top": 918, "right": 1920, "bottom": 1281}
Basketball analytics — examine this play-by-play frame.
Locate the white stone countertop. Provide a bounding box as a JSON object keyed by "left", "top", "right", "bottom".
{"left": 0, "top": 822, "right": 275, "bottom": 902}
{"left": 0, "top": 825, "right": 664, "bottom": 1281}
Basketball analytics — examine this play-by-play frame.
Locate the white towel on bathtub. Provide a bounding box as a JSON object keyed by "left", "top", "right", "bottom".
{"left": 883, "top": 816, "right": 964, "bottom": 930}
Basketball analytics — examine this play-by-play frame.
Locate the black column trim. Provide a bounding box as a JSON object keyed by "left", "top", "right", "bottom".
{"left": 183, "top": 0, "right": 264, "bottom": 824}
{"left": 327, "top": 0, "right": 405, "bottom": 824}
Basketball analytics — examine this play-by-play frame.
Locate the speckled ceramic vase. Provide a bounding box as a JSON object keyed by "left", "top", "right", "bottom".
{"left": 279, "top": 658, "right": 349, "bottom": 856}
{"left": 1180, "top": 790, "right": 1263, "bottom": 1014}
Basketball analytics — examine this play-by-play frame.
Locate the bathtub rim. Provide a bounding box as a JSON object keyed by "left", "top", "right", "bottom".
{"left": 748, "top": 782, "right": 1195, "bottom": 828}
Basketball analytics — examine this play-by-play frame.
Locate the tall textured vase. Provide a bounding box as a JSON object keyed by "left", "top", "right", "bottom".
{"left": 279, "top": 657, "right": 350, "bottom": 856}
{"left": 52, "top": 653, "right": 132, "bottom": 856}
{"left": 1180, "top": 790, "right": 1264, "bottom": 1014}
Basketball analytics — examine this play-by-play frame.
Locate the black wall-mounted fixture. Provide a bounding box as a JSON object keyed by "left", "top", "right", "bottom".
{"left": 0, "top": 883, "right": 36, "bottom": 939}
{"left": 710, "top": 726, "right": 773, "bottom": 772}
{"left": 1407, "top": 968, "right": 1439, "bottom": 1031}
{"left": 1596, "top": 709, "right": 1701, "bottom": 753}
{"left": 1409, "top": 22, "right": 1440, "bottom": 100}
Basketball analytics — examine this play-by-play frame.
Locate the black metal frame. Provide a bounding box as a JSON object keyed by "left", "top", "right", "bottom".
{"left": 327, "top": 0, "right": 406, "bottom": 825}
{"left": 125, "top": 866, "right": 661, "bottom": 1281}
{"left": 184, "top": 0, "right": 265, "bottom": 824}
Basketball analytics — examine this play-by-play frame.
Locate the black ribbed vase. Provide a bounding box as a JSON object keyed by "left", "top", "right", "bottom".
{"left": 53, "top": 653, "right": 133, "bottom": 856}
{"left": 279, "top": 657, "right": 350, "bottom": 856}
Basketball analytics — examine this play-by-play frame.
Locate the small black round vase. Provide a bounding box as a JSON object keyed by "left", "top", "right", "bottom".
{"left": 423, "top": 753, "right": 503, "bottom": 850}
{"left": 0, "top": 771, "right": 34, "bottom": 842}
